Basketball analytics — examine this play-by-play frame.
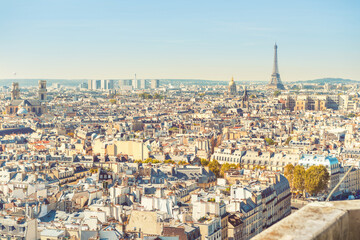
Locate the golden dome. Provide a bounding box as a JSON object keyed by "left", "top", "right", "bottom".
{"left": 229, "top": 77, "right": 236, "bottom": 86}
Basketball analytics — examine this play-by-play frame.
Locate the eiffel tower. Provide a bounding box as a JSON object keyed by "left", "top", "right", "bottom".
{"left": 268, "top": 43, "right": 285, "bottom": 90}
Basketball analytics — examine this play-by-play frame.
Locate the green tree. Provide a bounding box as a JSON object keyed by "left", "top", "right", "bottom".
{"left": 208, "top": 160, "right": 221, "bottom": 178}
{"left": 265, "top": 138, "right": 275, "bottom": 145}
{"left": 139, "top": 92, "right": 153, "bottom": 99}
{"left": 144, "top": 158, "right": 153, "bottom": 163}
{"left": 285, "top": 136, "right": 292, "bottom": 145}
{"left": 284, "top": 164, "right": 295, "bottom": 190}
{"left": 220, "top": 163, "right": 237, "bottom": 177}
{"left": 169, "top": 127, "right": 178, "bottom": 132}
{"left": 293, "top": 165, "right": 306, "bottom": 193}
{"left": 164, "top": 159, "right": 175, "bottom": 164}
{"left": 304, "top": 165, "right": 330, "bottom": 195}
{"left": 178, "top": 160, "right": 189, "bottom": 165}
{"left": 153, "top": 93, "right": 163, "bottom": 99}
{"left": 201, "top": 158, "right": 209, "bottom": 166}
{"left": 274, "top": 90, "right": 281, "bottom": 97}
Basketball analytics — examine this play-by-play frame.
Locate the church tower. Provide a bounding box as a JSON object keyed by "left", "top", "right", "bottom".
{"left": 38, "top": 80, "right": 47, "bottom": 101}
{"left": 11, "top": 82, "right": 20, "bottom": 100}
{"left": 241, "top": 86, "right": 249, "bottom": 109}
{"left": 268, "top": 44, "right": 285, "bottom": 90}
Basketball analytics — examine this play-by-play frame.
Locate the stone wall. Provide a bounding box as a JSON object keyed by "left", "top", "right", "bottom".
{"left": 252, "top": 200, "right": 360, "bottom": 240}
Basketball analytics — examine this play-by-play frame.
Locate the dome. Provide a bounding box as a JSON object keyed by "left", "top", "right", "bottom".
{"left": 229, "top": 77, "right": 236, "bottom": 86}
{"left": 17, "top": 107, "right": 28, "bottom": 115}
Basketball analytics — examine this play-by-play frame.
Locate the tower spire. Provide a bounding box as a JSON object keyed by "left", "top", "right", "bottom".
{"left": 273, "top": 43, "right": 279, "bottom": 74}
{"left": 268, "top": 43, "right": 285, "bottom": 90}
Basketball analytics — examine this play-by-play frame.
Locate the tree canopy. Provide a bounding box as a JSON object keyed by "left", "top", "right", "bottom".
{"left": 201, "top": 158, "right": 209, "bottom": 166}
{"left": 265, "top": 138, "right": 275, "bottom": 145}
{"left": 220, "top": 163, "right": 237, "bottom": 177}
{"left": 208, "top": 160, "right": 221, "bottom": 178}
{"left": 274, "top": 90, "right": 281, "bottom": 97}
{"left": 284, "top": 164, "right": 330, "bottom": 196}
{"left": 284, "top": 164, "right": 295, "bottom": 190}
{"left": 285, "top": 136, "right": 292, "bottom": 145}
{"left": 293, "top": 165, "right": 306, "bottom": 193}
{"left": 139, "top": 92, "right": 163, "bottom": 99}
{"left": 304, "top": 165, "right": 330, "bottom": 195}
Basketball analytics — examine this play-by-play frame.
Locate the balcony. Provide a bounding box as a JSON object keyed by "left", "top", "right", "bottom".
{"left": 253, "top": 200, "right": 360, "bottom": 240}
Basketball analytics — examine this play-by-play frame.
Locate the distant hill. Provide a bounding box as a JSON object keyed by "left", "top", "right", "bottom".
{"left": 293, "top": 78, "right": 359, "bottom": 85}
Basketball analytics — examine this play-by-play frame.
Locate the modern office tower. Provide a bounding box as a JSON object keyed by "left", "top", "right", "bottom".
{"left": 79, "top": 82, "right": 88, "bottom": 89}
{"left": 107, "top": 80, "right": 115, "bottom": 90}
{"left": 119, "top": 79, "right": 133, "bottom": 90}
{"left": 101, "top": 79, "right": 107, "bottom": 90}
{"left": 268, "top": 44, "right": 285, "bottom": 90}
{"left": 100, "top": 79, "right": 115, "bottom": 90}
{"left": 38, "top": 80, "right": 47, "bottom": 101}
{"left": 52, "top": 83, "right": 61, "bottom": 89}
{"left": 151, "top": 79, "right": 160, "bottom": 89}
{"left": 95, "top": 80, "right": 101, "bottom": 89}
{"left": 133, "top": 79, "right": 147, "bottom": 89}
{"left": 88, "top": 80, "right": 101, "bottom": 90}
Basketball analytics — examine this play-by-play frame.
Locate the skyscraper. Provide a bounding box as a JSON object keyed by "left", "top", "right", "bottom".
{"left": 151, "top": 79, "right": 160, "bottom": 89}
{"left": 268, "top": 44, "right": 285, "bottom": 90}
{"left": 88, "top": 79, "right": 101, "bottom": 90}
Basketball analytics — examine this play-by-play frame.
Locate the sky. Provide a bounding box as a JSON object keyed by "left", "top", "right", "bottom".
{"left": 0, "top": 0, "right": 359, "bottom": 82}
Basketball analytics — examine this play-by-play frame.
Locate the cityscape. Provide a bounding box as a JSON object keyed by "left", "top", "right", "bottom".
{"left": 1, "top": 1, "right": 360, "bottom": 240}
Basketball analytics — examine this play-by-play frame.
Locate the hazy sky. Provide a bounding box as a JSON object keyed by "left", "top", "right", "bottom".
{"left": 0, "top": 0, "right": 359, "bottom": 82}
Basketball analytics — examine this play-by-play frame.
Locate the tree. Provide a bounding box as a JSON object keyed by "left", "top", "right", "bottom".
{"left": 265, "top": 138, "right": 275, "bottom": 145}
{"left": 220, "top": 163, "right": 237, "bottom": 177}
{"left": 144, "top": 158, "right": 153, "bottom": 163}
{"left": 274, "top": 90, "right": 281, "bottom": 97}
{"left": 304, "top": 165, "right": 330, "bottom": 196}
{"left": 153, "top": 93, "right": 163, "bottom": 99}
{"left": 169, "top": 127, "right": 178, "bottom": 132}
{"left": 285, "top": 136, "right": 292, "bottom": 145}
{"left": 293, "top": 165, "right": 305, "bottom": 193}
{"left": 139, "top": 92, "right": 153, "bottom": 99}
{"left": 201, "top": 158, "right": 209, "bottom": 166}
{"left": 236, "top": 163, "right": 241, "bottom": 169}
{"left": 284, "top": 164, "right": 295, "bottom": 190}
{"left": 178, "top": 160, "right": 189, "bottom": 165}
{"left": 208, "top": 160, "right": 221, "bottom": 178}
{"left": 164, "top": 159, "right": 175, "bottom": 164}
